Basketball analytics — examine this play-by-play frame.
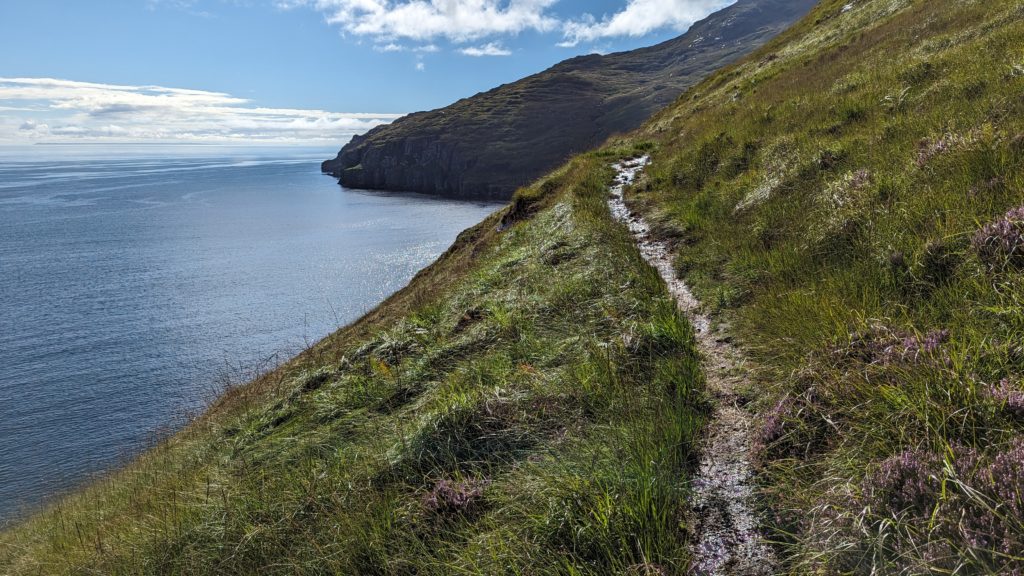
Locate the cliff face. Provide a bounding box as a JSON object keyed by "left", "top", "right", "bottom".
{"left": 322, "top": 0, "right": 819, "bottom": 200}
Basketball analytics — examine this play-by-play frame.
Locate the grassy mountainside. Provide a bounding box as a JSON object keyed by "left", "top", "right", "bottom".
{"left": 0, "top": 145, "right": 707, "bottom": 574}
{"left": 322, "top": 0, "right": 818, "bottom": 200}
{"left": 621, "top": 0, "right": 1024, "bottom": 572}
{"left": 5, "top": 0, "right": 1024, "bottom": 573}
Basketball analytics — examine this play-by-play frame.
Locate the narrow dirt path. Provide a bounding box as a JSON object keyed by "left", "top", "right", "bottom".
{"left": 608, "top": 157, "right": 776, "bottom": 576}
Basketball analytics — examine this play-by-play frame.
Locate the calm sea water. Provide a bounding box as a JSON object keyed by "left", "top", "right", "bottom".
{"left": 0, "top": 146, "right": 499, "bottom": 523}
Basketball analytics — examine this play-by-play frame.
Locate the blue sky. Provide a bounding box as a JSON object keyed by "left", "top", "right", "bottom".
{"left": 0, "top": 0, "right": 732, "bottom": 145}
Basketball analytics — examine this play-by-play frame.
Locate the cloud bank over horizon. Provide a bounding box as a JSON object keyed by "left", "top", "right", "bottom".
{"left": 280, "top": 0, "right": 733, "bottom": 53}
{"left": 0, "top": 78, "right": 403, "bottom": 145}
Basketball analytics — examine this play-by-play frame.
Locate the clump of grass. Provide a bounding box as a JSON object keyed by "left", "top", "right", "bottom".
{"left": 383, "top": 390, "right": 535, "bottom": 481}
{"left": 916, "top": 238, "right": 963, "bottom": 288}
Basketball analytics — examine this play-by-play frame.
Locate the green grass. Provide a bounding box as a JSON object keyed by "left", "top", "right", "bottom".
{"left": 620, "top": 0, "right": 1024, "bottom": 572}
{"left": 0, "top": 148, "right": 706, "bottom": 575}
{"left": 6, "top": 0, "right": 1024, "bottom": 573}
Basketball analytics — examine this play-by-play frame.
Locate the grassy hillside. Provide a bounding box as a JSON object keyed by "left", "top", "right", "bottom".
{"left": 0, "top": 146, "right": 707, "bottom": 574}
{"left": 622, "top": 0, "right": 1024, "bottom": 572}
{"left": 5, "top": 0, "right": 1024, "bottom": 573}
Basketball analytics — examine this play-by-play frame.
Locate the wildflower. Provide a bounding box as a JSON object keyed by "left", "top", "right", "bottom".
{"left": 864, "top": 449, "right": 941, "bottom": 516}
{"left": 860, "top": 440, "right": 1024, "bottom": 572}
{"left": 985, "top": 440, "right": 1024, "bottom": 527}
{"left": 915, "top": 130, "right": 983, "bottom": 168}
{"left": 961, "top": 440, "right": 1024, "bottom": 556}
{"left": 951, "top": 443, "right": 981, "bottom": 480}
{"left": 920, "top": 329, "right": 950, "bottom": 354}
{"left": 882, "top": 329, "right": 949, "bottom": 363}
{"left": 986, "top": 378, "right": 1024, "bottom": 418}
{"left": 760, "top": 397, "right": 795, "bottom": 446}
{"left": 916, "top": 136, "right": 949, "bottom": 167}
{"left": 423, "top": 477, "right": 489, "bottom": 514}
{"left": 837, "top": 324, "right": 950, "bottom": 365}
{"left": 972, "top": 206, "right": 1024, "bottom": 269}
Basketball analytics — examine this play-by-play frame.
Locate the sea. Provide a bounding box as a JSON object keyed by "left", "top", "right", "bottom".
{"left": 0, "top": 145, "right": 500, "bottom": 523}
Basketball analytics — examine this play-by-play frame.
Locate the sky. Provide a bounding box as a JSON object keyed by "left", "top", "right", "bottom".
{"left": 0, "top": 0, "right": 733, "bottom": 145}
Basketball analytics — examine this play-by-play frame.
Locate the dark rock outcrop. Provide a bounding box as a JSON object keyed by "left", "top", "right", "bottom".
{"left": 323, "top": 0, "right": 819, "bottom": 200}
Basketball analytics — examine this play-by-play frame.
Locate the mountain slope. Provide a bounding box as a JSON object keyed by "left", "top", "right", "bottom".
{"left": 619, "top": 0, "right": 1024, "bottom": 572}
{"left": 0, "top": 145, "right": 707, "bottom": 573}
{"left": 322, "top": 0, "right": 818, "bottom": 200}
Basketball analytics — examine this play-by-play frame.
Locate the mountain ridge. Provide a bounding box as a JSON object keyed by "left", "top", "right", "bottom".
{"left": 322, "top": 0, "right": 819, "bottom": 200}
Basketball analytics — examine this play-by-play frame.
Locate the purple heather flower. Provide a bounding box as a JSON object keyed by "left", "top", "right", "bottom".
{"left": 875, "top": 328, "right": 950, "bottom": 364}
{"left": 865, "top": 449, "right": 942, "bottom": 516}
{"left": 986, "top": 440, "right": 1024, "bottom": 522}
{"left": 861, "top": 440, "right": 1024, "bottom": 572}
{"left": 760, "top": 397, "right": 795, "bottom": 446}
{"left": 921, "top": 329, "right": 950, "bottom": 354}
{"left": 987, "top": 378, "right": 1024, "bottom": 418}
{"left": 916, "top": 136, "right": 948, "bottom": 168}
{"left": 915, "top": 132, "right": 972, "bottom": 168}
{"left": 973, "top": 206, "right": 1024, "bottom": 269}
{"left": 960, "top": 440, "right": 1024, "bottom": 557}
{"left": 835, "top": 324, "right": 950, "bottom": 365}
{"left": 951, "top": 443, "right": 982, "bottom": 480}
{"left": 423, "top": 477, "right": 489, "bottom": 514}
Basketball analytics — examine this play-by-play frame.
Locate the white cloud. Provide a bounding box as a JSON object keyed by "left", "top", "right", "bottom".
{"left": 460, "top": 42, "right": 512, "bottom": 56}
{"left": 561, "top": 0, "right": 733, "bottom": 47}
{"left": 415, "top": 61, "right": 426, "bottom": 71}
{"left": 280, "top": 0, "right": 559, "bottom": 43}
{"left": 282, "top": 0, "right": 733, "bottom": 48}
{"left": 373, "top": 42, "right": 440, "bottom": 52}
{"left": 0, "top": 77, "right": 402, "bottom": 144}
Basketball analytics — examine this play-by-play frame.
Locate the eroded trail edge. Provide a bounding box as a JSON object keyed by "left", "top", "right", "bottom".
{"left": 609, "top": 157, "right": 776, "bottom": 576}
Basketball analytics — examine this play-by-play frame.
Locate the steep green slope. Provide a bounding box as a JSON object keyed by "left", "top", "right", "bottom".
{"left": 620, "top": 0, "right": 1024, "bottom": 572}
{"left": 322, "top": 0, "right": 818, "bottom": 200}
{"left": 0, "top": 145, "right": 706, "bottom": 574}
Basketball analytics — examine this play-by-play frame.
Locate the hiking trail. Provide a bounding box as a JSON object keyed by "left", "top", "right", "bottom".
{"left": 609, "top": 156, "right": 775, "bottom": 576}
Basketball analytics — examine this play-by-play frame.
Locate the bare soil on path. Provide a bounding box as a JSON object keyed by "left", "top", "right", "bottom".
{"left": 608, "top": 157, "right": 776, "bottom": 576}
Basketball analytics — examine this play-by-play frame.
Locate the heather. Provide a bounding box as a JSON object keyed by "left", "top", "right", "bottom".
{"left": 622, "top": 0, "right": 1024, "bottom": 571}
{"left": 857, "top": 442, "right": 1024, "bottom": 573}
{"left": 974, "top": 205, "right": 1024, "bottom": 269}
